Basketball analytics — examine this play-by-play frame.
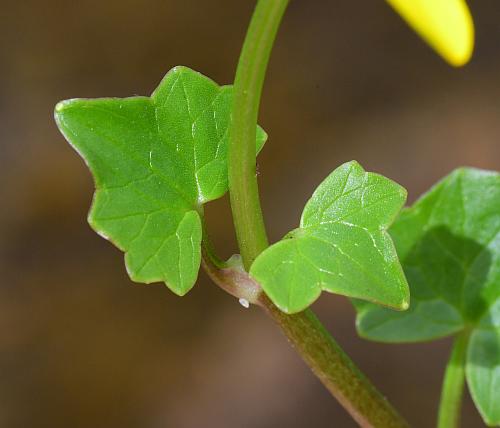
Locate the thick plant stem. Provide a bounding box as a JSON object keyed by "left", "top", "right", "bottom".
{"left": 437, "top": 331, "right": 470, "bottom": 428}
{"left": 261, "top": 295, "right": 409, "bottom": 428}
{"left": 202, "top": 253, "right": 409, "bottom": 428}
{"left": 228, "top": 0, "right": 289, "bottom": 270}
{"left": 226, "top": 1, "right": 409, "bottom": 427}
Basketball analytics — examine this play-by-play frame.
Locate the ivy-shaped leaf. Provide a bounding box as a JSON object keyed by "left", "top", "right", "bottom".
{"left": 250, "top": 161, "right": 409, "bottom": 314}
{"left": 354, "top": 168, "right": 500, "bottom": 426}
{"left": 55, "top": 66, "right": 267, "bottom": 296}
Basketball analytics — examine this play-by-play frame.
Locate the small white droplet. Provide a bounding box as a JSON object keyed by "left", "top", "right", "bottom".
{"left": 239, "top": 298, "right": 250, "bottom": 309}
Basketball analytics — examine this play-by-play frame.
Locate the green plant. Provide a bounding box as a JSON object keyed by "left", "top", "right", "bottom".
{"left": 54, "top": 1, "right": 498, "bottom": 427}
{"left": 355, "top": 168, "right": 500, "bottom": 427}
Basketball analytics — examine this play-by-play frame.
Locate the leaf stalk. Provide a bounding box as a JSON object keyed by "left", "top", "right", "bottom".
{"left": 225, "top": 0, "right": 410, "bottom": 426}
{"left": 227, "top": 0, "right": 288, "bottom": 270}
{"left": 437, "top": 331, "right": 470, "bottom": 428}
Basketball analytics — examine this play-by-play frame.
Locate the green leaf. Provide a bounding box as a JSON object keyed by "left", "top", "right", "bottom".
{"left": 55, "top": 66, "right": 267, "bottom": 296}
{"left": 354, "top": 167, "right": 500, "bottom": 425}
{"left": 467, "top": 300, "right": 500, "bottom": 426}
{"left": 250, "top": 160, "right": 409, "bottom": 314}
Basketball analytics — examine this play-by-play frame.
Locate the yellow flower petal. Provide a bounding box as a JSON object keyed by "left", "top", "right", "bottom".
{"left": 386, "top": 0, "right": 474, "bottom": 66}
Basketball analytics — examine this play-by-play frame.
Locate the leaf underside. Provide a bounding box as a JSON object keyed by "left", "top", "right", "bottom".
{"left": 250, "top": 160, "right": 409, "bottom": 314}
{"left": 55, "top": 66, "right": 266, "bottom": 296}
{"left": 354, "top": 167, "right": 500, "bottom": 425}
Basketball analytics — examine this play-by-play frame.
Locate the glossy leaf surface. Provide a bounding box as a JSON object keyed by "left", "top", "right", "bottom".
{"left": 355, "top": 167, "right": 500, "bottom": 425}
{"left": 250, "top": 161, "right": 409, "bottom": 314}
{"left": 55, "top": 66, "right": 266, "bottom": 296}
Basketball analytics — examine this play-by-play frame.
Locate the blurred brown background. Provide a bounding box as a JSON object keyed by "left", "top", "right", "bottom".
{"left": 1, "top": 1, "right": 499, "bottom": 427}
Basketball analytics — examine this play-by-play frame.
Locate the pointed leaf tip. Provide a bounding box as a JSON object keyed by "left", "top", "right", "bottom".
{"left": 251, "top": 161, "right": 409, "bottom": 314}
{"left": 353, "top": 167, "right": 500, "bottom": 425}
{"left": 54, "top": 66, "right": 267, "bottom": 296}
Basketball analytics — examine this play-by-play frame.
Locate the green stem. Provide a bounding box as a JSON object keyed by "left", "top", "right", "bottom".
{"left": 261, "top": 296, "right": 409, "bottom": 428}
{"left": 202, "top": 251, "right": 409, "bottom": 428}
{"left": 225, "top": 1, "right": 409, "bottom": 427}
{"left": 437, "top": 331, "right": 470, "bottom": 428}
{"left": 228, "top": 0, "right": 289, "bottom": 270}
